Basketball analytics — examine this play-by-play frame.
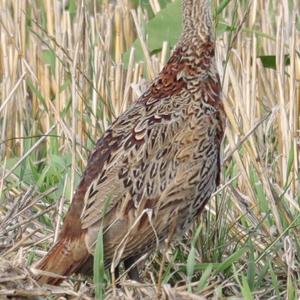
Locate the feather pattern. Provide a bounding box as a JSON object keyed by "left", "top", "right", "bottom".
{"left": 35, "top": 0, "right": 226, "bottom": 285}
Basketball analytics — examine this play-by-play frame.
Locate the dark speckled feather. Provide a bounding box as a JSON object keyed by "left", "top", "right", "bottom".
{"left": 36, "top": 0, "right": 226, "bottom": 285}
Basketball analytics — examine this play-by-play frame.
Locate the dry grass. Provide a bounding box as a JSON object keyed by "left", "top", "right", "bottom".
{"left": 0, "top": 0, "right": 299, "bottom": 299}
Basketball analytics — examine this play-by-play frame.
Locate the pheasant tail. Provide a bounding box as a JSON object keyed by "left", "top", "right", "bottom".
{"left": 35, "top": 236, "right": 89, "bottom": 285}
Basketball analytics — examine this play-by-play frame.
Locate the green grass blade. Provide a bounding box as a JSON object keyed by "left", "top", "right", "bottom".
{"left": 241, "top": 275, "right": 253, "bottom": 300}
{"left": 93, "top": 224, "right": 105, "bottom": 300}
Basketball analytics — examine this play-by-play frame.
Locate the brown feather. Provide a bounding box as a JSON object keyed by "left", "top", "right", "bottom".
{"left": 35, "top": 0, "right": 226, "bottom": 285}
{"left": 35, "top": 235, "right": 89, "bottom": 285}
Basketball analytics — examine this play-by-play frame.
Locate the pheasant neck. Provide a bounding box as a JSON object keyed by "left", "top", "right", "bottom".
{"left": 182, "top": 0, "right": 213, "bottom": 42}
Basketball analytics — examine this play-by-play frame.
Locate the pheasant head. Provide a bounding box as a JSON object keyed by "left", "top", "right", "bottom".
{"left": 182, "top": 0, "right": 213, "bottom": 42}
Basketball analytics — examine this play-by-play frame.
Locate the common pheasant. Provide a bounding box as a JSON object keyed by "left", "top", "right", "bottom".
{"left": 36, "top": 0, "right": 225, "bottom": 285}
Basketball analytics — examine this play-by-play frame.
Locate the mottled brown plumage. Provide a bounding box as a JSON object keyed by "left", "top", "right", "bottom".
{"left": 36, "top": 0, "right": 225, "bottom": 285}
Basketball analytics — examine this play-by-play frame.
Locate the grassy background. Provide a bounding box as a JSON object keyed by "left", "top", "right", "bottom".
{"left": 0, "top": 0, "right": 299, "bottom": 299}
